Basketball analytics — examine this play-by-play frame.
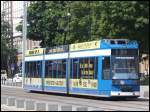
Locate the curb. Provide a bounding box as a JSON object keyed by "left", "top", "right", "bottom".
{"left": 1, "top": 95, "right": 103, "bottom": 111}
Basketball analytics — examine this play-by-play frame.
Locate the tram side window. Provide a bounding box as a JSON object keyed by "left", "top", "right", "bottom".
{"left": 62, "top": 60, "right": 66, "bottom": 78}
{"left": 45, "top": 60, "right": 66, "bottom": 78}
{"left": 31, "top": 62, "right": 35, "bottom": 78}
{"left": 26, "top": 61, "right": 41, "bottom": 78}
{"left": 79, "top": 57, "right": 98, "bottom": 79}
{"left": 71, "top": 57, "right": 98, "bottom": 79}
{"left": 25, "top": 62, "right": 29, "bottom": 77}
{"left": 71, "top": 59, "right": 79, "bottom": 79}
{"left": 28, "top": 62, "right": 32, "bottom": 77}
{"left": 45, "top": 61, "right": 53, "bottom": 78}
{"left": 102, "top": 57, "right": 110, "bottom": 80}
{"left": 25, "top": 62, "right": 31, "bottom": 78}
{"left": 53, "top": 60, "right": 57, "bottom": 78}
{"left": 35, "top": 61, "right": 41, "bottom": 78}
{"left": 79, "top": 58, "right": 89, "bottom": 79}
{"left": 57, "top": 60, "right": 66, "bottom": 78}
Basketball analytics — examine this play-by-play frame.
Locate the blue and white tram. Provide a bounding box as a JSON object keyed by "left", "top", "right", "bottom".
{"left": 24, "top": 39, "right": 140, "bottom": 97}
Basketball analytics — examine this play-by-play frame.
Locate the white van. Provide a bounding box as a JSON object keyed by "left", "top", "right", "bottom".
{"left": 13, "top": 73, "right": 22, "bottom": 83}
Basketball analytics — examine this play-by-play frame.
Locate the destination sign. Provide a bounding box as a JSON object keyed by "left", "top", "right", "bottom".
{"left": 70, "top": 41, "right": 100, "bottom": 51}
{"left": 25, "top": 48, "right": 44, "bottom": 56}
{"left": 46, "top": 45, "right": 69, "bottom": 54}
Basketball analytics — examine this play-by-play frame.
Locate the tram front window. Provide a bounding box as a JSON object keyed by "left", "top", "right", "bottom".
{"left": 112, "top": 57, "right": 138, "bottom": 79}
{"left": 111, "top": 49, "right": 139, "bottom": 80}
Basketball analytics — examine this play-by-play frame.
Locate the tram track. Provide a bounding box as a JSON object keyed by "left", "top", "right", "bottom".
{"left": 2, "top": 86, "right": 149, "bottom": 111}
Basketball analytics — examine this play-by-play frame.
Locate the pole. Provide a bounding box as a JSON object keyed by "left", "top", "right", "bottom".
{"left": 67, "top": 4, "right": 71, "bottom": 95}
{"left": 22, "top": 1, "right": 27, "bottom": 88}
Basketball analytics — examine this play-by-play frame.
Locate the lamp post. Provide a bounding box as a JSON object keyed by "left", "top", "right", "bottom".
{"left": 67, "top": 12, "right": 71, "bottom": 39}
{"left": 22, "top": 1, "right": 27, "bottom": 88}
{"left": 67, "top": 9, "right": 71, "bottom": 94}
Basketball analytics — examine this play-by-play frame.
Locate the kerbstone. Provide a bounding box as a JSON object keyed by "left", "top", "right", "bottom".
{"left": 48, "top": 104, "right": 58, "bottom": 111}
{"left": 76, "top": 107, "right": 88, "bottom": 111}
{"left": 25, "top": 100, "right": 35, "bottom": 110}
{"left": 61, "top": 105, "right": 72, "bottom": 111}
{"left": 7, "top": 97, "right": 15, "bottom": 106}
{"left": 1, "top": 96, "right": 7, "bottom": 104}
{"left": 36, "top": 102, "right": 46, "bottom": 111}
{"left": 16, "top": 99, "right": 25, "bottom": 108}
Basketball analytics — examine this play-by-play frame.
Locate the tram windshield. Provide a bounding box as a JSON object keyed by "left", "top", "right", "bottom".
{"left": 112, "top": 49, "right": 139, "bottom": 79}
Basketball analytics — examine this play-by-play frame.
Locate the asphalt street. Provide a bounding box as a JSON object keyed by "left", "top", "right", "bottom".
{"left": 1, "top": 86, "right": 149, "bottom": 111}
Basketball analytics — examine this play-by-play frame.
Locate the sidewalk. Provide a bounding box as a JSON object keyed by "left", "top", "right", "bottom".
{"left": 140, "top": 86, "right": 149, "bottom": 99}
{"left": 1, "top": 105, "right": 26, "bottom": 111}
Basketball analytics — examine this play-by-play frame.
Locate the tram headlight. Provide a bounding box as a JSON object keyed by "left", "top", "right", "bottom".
{"left": 120, "top": 80, "right": 125, "bottom": 85}
{"left": 112, "top": 80, "right": 125, "bottom": 85}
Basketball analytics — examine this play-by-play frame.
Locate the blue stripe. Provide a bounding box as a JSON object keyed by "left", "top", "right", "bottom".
{"left": 70, "top": 88, "right": 99, "bottom": 95}
{"left": 111, "top": 85, "right": 140, "bottom": 91}
{"left": 44, "top": 86, "right": 66, "bottom": 92}
{"left": 24, "top": 85, "right": 43, "bottom": 91}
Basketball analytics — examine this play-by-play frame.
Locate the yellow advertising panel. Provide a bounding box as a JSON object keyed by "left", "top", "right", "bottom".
{"left": 24, "top": 78, "right": 30, "bottom": 85}
{"left": 24, "top": 78, "right": 41, "bottom": 85}
{"left": 45, "top": 78, "right": 66, "bottom": 87}
{"left": 31, "top": 78, "right": 41, "bottom": 85}
{"left": 70, "top": 41, "right": 100, "bottom": 51}
{"left": 25, "top": 48, "right": 44, "bottom": 56}
{"left": 71, "top": 79, "right": 97, "bottom": 89}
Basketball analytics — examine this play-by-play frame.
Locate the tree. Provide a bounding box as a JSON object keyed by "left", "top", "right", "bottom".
{"left": 97, "top": 1, "right": 149, "bottom": 53}
{"left": 1, "top": 12, "right": 17, "bottom": 77}
{"left": 16, "top": 1, "right": 149, "bottom": 53}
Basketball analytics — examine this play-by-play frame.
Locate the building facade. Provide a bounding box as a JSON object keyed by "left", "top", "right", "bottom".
{"left": 1, "top": 1, "right": 41, "bottom": 73}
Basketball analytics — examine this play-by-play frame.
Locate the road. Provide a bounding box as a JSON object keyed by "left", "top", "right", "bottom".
{"left": 1, "top": 86, "right": 149, "bottom": 111}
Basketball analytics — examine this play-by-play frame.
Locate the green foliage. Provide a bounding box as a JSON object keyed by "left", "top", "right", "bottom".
{"left": 140, "top": 77, "right": 149, "bottom": 85}
{"left": 1, "top": 12, "right": 17, "bottom": 71}
{"left": 16, "top": 1, "right": 149, "bottom": 53}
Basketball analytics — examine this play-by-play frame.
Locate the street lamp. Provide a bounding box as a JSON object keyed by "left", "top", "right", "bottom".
{"left": 67, "top": 12, "right": 71, "bottom": 43}
{"left": 67, "top": 12, "right": 71, "bottom": 16}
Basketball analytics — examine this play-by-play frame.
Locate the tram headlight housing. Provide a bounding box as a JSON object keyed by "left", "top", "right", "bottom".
{"left": 120, "top": 80, "right": 125, "bottom": 85}
{"left": 112, "top": 80, "right": 125, "bottom": 85}
{"left": 112, "top": 80, "right": 120, "bottom": 85}
{"left": 134, "top": 80, "right": 140, "bottom": 85}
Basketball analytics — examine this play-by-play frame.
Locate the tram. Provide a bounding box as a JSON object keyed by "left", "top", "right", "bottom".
{"left": 24, "top": 39, "right": 140, "bottom": 97}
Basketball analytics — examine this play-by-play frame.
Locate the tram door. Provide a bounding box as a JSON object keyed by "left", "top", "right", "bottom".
{"left": 24, "top": 61, "right": 43, "bottom": 91}
{"left": 99, "top": 56, "right": 111, "bottom": 95}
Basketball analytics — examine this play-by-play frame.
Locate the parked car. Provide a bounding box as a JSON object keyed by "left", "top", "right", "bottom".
{"left": 1, "top": 70, "right": 7, "bottom": 80}
{"left": 13, "top": 73, "right": 22, "bottom": 83}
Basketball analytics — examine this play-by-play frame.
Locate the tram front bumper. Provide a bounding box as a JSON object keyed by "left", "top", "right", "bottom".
{"left": 110, "top": 91, "right": 140, "bottom": 96}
